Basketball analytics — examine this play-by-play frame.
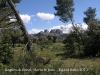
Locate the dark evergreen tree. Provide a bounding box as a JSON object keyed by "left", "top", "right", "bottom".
{"left": 84, "top": 20, "right": 100, "bottom": 57}
{"left": 0, "top": 44, "right": 13, "bottom": 64}
{"left": 54, "top": 0, "right": 74, "bottom": 24}
{"left": 83, "top": 7, "right": 96, "bottom": 24}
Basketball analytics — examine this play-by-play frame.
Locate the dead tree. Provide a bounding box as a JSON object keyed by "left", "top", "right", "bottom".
{"left": 7, "top": 0, "right": 33, "bottom": 51}
{"left": 6, "top": 0, "right": 39, "bottom": 61}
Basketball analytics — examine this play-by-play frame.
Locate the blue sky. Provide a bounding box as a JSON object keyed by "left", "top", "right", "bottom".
{"left": 16, "top": 0, "right": 100, "bottom": 34}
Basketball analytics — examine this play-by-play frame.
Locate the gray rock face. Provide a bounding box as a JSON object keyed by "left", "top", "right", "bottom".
{"left": 55, "top": 29, "right": 63, "bottom": 34}
{"left": 32, "top": 29, "right": 66, "bottom": 40}
{"left": 36, "top": 30, "right": 49, "bottom": 36}
{"left": 50, "top": 29, "right": 56, "bottom": 33}
{"left": 44, "top": 29, "right": 49, "bottom": 33}
{"left": 38, "top": 31, "right": 44, "bottom": 36}
{"left": 50, "top": 29, "right": 63, "bottom": 34}
{"left": 40, "top": 31, "right": 44, "bottom": 33}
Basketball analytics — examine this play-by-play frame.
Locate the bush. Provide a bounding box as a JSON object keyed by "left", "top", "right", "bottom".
{"left": 0, "top": 44, "right": 13, "bottom": 64}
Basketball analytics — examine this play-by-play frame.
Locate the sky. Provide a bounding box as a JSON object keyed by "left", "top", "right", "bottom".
{"left": 15, "top": 0, "right": 100, "bottom": 34}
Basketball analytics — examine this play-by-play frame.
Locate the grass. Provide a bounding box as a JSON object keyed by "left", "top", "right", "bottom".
{"left": 0, "top": 43, "right": 100, "bottom": 75}
{"left": 35, "top": 42, "right": 100, "bottom": 74}
{"left": 61, "top": 58, "right": 100, "bottom": 70}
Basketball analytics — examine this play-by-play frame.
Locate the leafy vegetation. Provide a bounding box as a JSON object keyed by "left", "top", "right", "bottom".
{"left": 55, "top": 0, "right": 100, "bottom": 58}
{"left": 0, "top": 44, "right": 13, "bottom": 64}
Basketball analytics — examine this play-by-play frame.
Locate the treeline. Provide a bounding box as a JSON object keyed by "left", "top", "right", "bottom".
{"left": 30, "top": 34, "right": 58, "bottom": 44}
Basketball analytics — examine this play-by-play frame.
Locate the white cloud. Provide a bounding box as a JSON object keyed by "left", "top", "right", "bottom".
{"left": 36, "top": 12, "right": 54, "bottom": 20}
{"left": 81, "top": 23, "right": 88, "bottom": 30}
{"left": 50, "top": 24, "right": 72, "bottom": 33}
{"left": 28, "top": 29, "right": 43, "bottom": 34}
{"left": 10, "top": 19, "right": 17, "bottom": 22}
{"left": 9, "top": 14, "right": 35, "bottom": 23}
{"left": 28, "top": 23, "right": 88, "bottom": 34}
{"left": 9, "top": 16, "right": 17, "bottom": 22}
{"left": 50, "top": 23, "right": 88, "bottom": 33}
{"left": 20, "top": 14, "right": 31, "bottom": 23}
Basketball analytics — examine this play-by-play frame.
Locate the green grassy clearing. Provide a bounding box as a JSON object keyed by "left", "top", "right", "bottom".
{"left": 1, "top": 42, "right": 100, "bottom": 75}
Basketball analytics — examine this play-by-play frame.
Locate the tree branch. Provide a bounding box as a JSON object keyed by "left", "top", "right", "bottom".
{"left": 0, "top": 12, "right": 14, "bottom": 22}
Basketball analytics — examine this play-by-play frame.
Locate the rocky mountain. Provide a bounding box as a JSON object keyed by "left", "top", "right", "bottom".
{"left": 32, "top": 29, "right": 66, "bottom": 39}
{"left": 44, "top": 29, "right": 49, "bottom": 33}
{"left": 50, "top": 29, "right": 63, "bottom": 34}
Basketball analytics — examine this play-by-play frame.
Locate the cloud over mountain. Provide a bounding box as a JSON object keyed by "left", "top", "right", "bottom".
{"left": 50, "top": 23, "right": 88, "bottom": 33}
{"left": 28, "top": 23, "right": 88, "bottom": 34}
{"left": 28, "top": 29, "right": 43, "bottom": 34}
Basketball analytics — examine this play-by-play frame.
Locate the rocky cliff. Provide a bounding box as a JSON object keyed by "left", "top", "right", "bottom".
{"left": 32, "top": 29, "right": 66, "bottom": 39}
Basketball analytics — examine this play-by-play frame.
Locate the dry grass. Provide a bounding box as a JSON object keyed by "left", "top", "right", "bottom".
{"left": 61, "top": 58, "right": 100, "bottom": 70}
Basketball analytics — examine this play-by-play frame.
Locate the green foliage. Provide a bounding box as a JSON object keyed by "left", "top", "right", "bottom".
{"left": 62, "top": 7, "right": 100, "bottom": 57}
{"left": 37, "top": 36, "right": 49, "bottom": 45}
{"left": 0, "top": 0, "right": 21, "bottom": 29}
{"left": 0, "top": 0, "right": 22, "bottom": 67}
{"left": 63, "top": 24, "right": 85, "bottom": 57}
{"left": 83, "top": 20, "right": 100, "bottom": 57}
{"left": 63, "top": 33, "right": 75, "bottom": 56}
{"left": 0, "top": 28, "right": 23, "bottom": 47}
{"left": 30, "top": 36, "right": 38, "bottom": 43}
{"left": 54, "top": 0, "right": 74, "bottom": 23}
{"left": 83, "top": 7, "right": 97, "bottom": 24}
{"left": 0, "top": 44, "right": 13, "bottom": 64}
{"left": 52, "top": 35, "right": 57, "bottom": 43}
{"left": 10, "top": 29, "right": 23, "bottom": 47}
{"left": 0, "top": 0, "right": 22, "bottom": 47}
{"left": 2, "top": 33, "right": 11, "bottom": 43}
{"left": 12, "top": 0, "right": 21, "bottom": 3}
{"left": 51, "top": 43, "right": 64, "bottom": 52}
{"left": 0, "top": 0, "right": 21, "bottom": 3}
{"left": 47, "top": 34, "right": 58, "bottom": 43}
{"left": 0, "top": 0, "right": 100, "bottom": 75}
{"left": 63, "top": 20, "right": 100, "bottom": 57}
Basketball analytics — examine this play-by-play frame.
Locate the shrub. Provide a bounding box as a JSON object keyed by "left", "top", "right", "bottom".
{"left": 0, "top": 44, "right": 13, "bottom": 64}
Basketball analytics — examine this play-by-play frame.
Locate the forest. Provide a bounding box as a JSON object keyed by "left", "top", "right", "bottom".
{"left": 0, "top": 0, "right": 100, "bottom": 75}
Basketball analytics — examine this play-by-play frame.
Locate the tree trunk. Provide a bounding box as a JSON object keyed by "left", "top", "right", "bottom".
{"left": 7, "top": 0, "right": 33, "bottom": 51}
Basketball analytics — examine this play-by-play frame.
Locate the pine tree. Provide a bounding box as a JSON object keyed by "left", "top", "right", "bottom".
{"left": 54, "top": 0, "right": 74, "bottom": 24}
{"left": 83, "top": 7, "right": 96, "bottom": 24}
